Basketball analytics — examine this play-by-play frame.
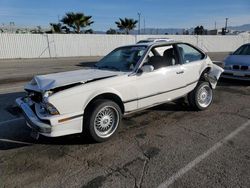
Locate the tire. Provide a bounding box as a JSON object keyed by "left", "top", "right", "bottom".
{"left": 188, "top": 81, "right": 213, "bottom": 111}
{"left": 84, "top": 99, "right": 122, "bottom": 142}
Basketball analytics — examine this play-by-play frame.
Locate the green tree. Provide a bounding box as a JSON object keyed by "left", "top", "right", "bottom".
{"left": 50, "top": 23, "right": 63, "bottom": 33}
{"left": 30, "top": 26, "right": 44, "bottom": 34}
{"left": 106, "top": 28, "right": 117, "bottom": 34}
{"left": 61, "top": 12, "right": 94, "bottom": 33}
{"left": 194, "top": 26, "right": 205, "bottom": 35}
{"left": 115, "top": 18, "right": 138, "bottom": 34}
{"left": 85, "top": 29, "right": 94, "bottom": 34}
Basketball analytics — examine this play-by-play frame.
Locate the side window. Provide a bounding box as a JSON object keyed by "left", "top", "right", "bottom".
{"left": 177, "top": 44, "right": 205, "bottom": 63}
{"left": 145, "top": 45, "right": 178, "bottom": 70}
{"left": 154, "top": 46, "right": 172, "bottom": 56}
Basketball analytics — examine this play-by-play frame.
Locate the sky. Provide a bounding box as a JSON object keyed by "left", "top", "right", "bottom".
{"left": 0, "top": 0, "right": 249, "bottom": 31}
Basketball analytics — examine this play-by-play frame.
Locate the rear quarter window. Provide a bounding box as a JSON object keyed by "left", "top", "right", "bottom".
{"left": 177, "top": 44, "right": 205, "bottom": 63}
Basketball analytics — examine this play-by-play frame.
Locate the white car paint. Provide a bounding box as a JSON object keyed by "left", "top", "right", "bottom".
{"left": 26, "top": 69, "right": 125, "bottom": 92}
{"left": 16, "top": 42, "right": 223, "bottom": 138}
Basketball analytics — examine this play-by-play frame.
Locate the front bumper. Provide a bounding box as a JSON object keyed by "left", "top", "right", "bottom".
{"left": 16, "top": 97, "right": 84, "bottom": 137}
{"left": 16, "top": 97, "right": 52, "bottom": 133}
{"left": 221, "top": 70, "right": 250, "bottom": 81}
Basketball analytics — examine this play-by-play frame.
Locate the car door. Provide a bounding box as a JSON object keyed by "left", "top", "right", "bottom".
{"left": 134, "top": 44, "right": 187, "bottom": 109}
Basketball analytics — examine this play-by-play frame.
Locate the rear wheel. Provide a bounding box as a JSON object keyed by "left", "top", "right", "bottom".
{"left": 188, "top": 81, "right": 213, "bottom": 110}
{"left": 84, "top": 99, "right": 122, "bottom": 142}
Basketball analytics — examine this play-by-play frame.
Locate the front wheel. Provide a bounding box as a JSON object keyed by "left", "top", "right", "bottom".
{"left": 84, "top": 99, "right": 122, "bottom": 142}
{"left": 188, "top": 82, "right": 213, "bottom": 110}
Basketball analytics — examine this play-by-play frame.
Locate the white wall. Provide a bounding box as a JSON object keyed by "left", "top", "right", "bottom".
{"left": 0, "top": 33, "right": 249, "bottom": 59}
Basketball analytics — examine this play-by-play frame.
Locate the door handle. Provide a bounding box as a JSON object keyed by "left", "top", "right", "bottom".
{"left": 176, "top": 71, "right": 184, "bottom": 74}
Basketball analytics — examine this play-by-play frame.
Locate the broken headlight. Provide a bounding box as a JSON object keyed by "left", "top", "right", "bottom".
{"left": 42, "top": 91, "right": 59, "bottom": 115}
{"left": 43, "top": 91, "right": 53, "bottom": 99}
{"left": 44, "top": 102, "right": 60, "bottom": 115}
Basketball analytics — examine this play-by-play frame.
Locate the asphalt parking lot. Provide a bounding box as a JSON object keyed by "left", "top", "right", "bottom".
{"left": 0, "top": 53, "right": 249, "bottom": 188}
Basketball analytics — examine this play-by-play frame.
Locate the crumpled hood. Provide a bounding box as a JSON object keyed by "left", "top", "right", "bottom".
{"left": 25, "top": 68, "right": 125, "bottom": 92}
{"left": 225, "top": 55, "right": 250, "bottom": 66}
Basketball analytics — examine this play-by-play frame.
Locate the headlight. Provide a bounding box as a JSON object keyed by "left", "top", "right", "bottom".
{"left": 45, "top": 103, "right": 60, "bottom": 115}
{"left": 224, "top": 65, "right": 231, "bottom": 70}
{"left": 223, "top": 62, "right": 231, "bottom": 70}
{"left": 224, "top": 67, "right": 231, "bottom": 70}
{"left": 43, "top": 91, "right": 53, "bottom": 99}
{"left": 41, "top": 91, "right": 59, "bottom": 115}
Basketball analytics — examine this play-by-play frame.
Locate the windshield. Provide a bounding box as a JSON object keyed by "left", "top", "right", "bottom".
{"left": 95, "top": 46, "right": 147, "bottom": 71}
{"left": 233, "top": 45, "right": 250, "bottom": 55}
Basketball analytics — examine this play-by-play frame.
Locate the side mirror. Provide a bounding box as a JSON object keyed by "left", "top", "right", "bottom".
{"left": 140, "top": 65, "right": 154, "bottom": 73}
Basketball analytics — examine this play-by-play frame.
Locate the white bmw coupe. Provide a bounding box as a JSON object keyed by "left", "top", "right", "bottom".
{"left": 16, "top": 41, "right": 223, "bottom": 142}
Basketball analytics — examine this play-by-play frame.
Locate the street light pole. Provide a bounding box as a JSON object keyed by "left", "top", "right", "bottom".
{"left": 143, "top": 18, "right": 146, "bottom": 35}
{"left": 225, "top": 18, "right": 229, "bottom": 31}
{"left": 138, "top": 12, "right": 141, "bottom": 35}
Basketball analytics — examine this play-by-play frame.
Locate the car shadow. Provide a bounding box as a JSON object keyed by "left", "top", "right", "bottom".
{"left": 151, "top": 101, "right": 192, "bottom": 111}
{"left": 0, "top": 119, "right": 94, "bottom": 151}
{"left": 124, "top": 101, "right": 192, "bottom": 121}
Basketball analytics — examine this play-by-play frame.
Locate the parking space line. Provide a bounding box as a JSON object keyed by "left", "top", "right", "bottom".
{"left": 0, "top": 117, "right": 24, "bottom": 126}
{"left": 0, "top": 138, "right": 32, "bottom": 145}
{"left": 158, "top": 120, "right": 250, "bottom": 188}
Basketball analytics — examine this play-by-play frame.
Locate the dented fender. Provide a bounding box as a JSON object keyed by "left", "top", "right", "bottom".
{"left": 205, "top": 64, "right": 224, "bottom": 89}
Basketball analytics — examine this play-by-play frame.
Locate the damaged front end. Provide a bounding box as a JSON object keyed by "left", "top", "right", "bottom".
{"left": 23, "top": 77, "right": 86, "bottom": 114}
{"left": 16, "top": 79, "right": 86, "bottom": 138}
{"left": 15, "top": 95, "right": 52, "bottom": 137}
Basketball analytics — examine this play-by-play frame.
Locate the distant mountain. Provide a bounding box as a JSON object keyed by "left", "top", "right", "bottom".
{"left": 228, "top": 24, "right": 250, "bottom": 31}
{"left": 96, "top": 28, "right": 190, "bottom": 35}
{"left": 94, "top": 31, "right": 106, "bottom": 34}
{"left": 131, "top": 28, "right": 188, "bottom": 35}
{"left": 95, "top": 23, "right": 250, "bottom": 35}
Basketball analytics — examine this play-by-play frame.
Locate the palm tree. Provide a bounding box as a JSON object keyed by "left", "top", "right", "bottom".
{"left": 50, "top": 23, "right": 62, "bottom": 33}
{"left": 115, "top": 18, "right": 138, "bottom": 34}
{"left": 61, "top": 12, "right": 94, "bottom": 33}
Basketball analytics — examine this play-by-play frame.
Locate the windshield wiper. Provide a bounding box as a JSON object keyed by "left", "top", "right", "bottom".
{"left": 98, "top": 66, "right": 121, "bottom": 71}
